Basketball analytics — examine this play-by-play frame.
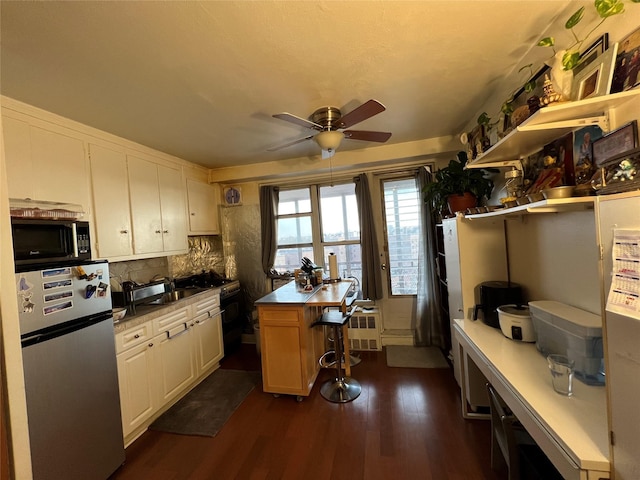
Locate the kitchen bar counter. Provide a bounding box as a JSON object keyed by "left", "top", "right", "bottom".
{"left": 255, "top": 279, "right": 352, "bottom": 306}
{"left": 256, "top": 279, "right": 354, "bottom": 400}
{"left": 454, "top": 318, "right": 609, "bottom": 480}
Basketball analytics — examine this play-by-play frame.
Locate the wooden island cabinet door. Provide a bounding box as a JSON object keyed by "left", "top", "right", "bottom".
{"left": 259, "top": 307, "right": 307, "bottom": 395}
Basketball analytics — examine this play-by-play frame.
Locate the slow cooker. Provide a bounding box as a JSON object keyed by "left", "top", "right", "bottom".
{"left": 497, "top": 304, "right": 535, "bottom": 342}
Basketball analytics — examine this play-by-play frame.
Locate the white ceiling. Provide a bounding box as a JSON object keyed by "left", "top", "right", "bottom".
{"left": 1, "top": 1, "right": 585, "bottom": 170}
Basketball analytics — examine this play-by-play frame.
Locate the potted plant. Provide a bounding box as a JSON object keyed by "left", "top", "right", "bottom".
{"left": 423, "top": 151, "right": 495, "bottom": 217}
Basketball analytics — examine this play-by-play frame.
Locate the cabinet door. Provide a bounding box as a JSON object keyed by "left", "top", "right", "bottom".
{"left": 193, "top": 310, "right": 224, "bottom": 373}
{"left": 89, "top": 144, "right": 133, "bottom": 258}
{"left": 259, "top": 307, "right": 304, "bottom": 394}
{"left": 155, "top": 326, "right": 196, "bottom": 404}
{"left": 157, "top": 164, "right": 188, "bottom": 252}
{"left": 186, "top": 179, "right": 219, "bottom": 234}
{"left": 116, "top": 341, "right": 157, "bottom": 438}
{"left": 3, "top": 119, "right": 89, "bottom": 208}
{"left": 3, "top": 116, "right": 33, "bottom": 199}
{"left": 30, "top": 126, "right": 89, "bottom": 207}
{"left": 128, "top": 155, "right": 164, "bottom": 254}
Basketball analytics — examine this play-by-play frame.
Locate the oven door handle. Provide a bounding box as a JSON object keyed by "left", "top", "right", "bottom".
{"left": 209, "top": 309, "right": 225, "bottom": 318}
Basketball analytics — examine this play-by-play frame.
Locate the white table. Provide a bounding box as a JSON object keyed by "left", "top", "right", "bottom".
{"left": 454, "top": 318, "right": 609, "bottom": 480}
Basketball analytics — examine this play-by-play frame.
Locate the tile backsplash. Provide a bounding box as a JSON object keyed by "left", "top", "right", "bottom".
{"left": 110, "top": 235, "right": 224, "bottom": 290}
{"left": 169, "top": 235, "right": 225, "bottom": 278}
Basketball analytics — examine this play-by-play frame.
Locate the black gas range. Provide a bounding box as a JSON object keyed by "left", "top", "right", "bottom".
{"left": 175, "top": 272, "right": 239, "bottom": 299}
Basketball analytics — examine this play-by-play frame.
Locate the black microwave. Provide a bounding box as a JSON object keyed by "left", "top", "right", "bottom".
{"left": 11, "top": 218, "right": 91, "bottom": 268}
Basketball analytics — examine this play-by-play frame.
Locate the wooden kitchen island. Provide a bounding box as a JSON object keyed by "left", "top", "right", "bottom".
{"left": 255, "top": 280, "right": 353, "bottom": 401}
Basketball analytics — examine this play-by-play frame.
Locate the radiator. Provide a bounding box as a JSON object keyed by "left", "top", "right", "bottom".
{"left": 347, "top": 308, "right": 382, "bottom": 351}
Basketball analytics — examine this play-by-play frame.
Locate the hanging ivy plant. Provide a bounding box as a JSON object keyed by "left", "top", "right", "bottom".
{"left": 537, "top": 0, "right": 637, "bottom": 70}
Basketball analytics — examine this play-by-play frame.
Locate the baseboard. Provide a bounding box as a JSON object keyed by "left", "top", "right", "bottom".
{"left": 380, "top": 329, "right": 414, "bottom": 346}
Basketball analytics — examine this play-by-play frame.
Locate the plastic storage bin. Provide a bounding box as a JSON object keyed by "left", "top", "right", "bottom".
{"left": 528, "top": 300, "right": 604, "bottom": 385}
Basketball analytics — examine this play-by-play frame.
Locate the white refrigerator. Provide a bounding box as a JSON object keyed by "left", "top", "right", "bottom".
{"left": 596, "top": 192, "right": 640, "bottom": 480}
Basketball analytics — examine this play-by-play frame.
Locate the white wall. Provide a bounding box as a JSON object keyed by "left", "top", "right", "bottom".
{"left": 0, "top": 104, "right": 33, "bottom": 479}
{"left": 507, "top": 210, "right": 601, "bottom": 314}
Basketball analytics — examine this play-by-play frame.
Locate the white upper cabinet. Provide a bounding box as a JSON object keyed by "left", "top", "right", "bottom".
{"left": 89, "top": 144, "right": 133, "bottom": 258}
{"left": 157, "top": 164, "right": 188, "bottom": 252}
{"left": 128, "top": 155, "right": 188, "bottom": 255}
{"left": 4, "top": 117, "right": 89, "bottom": 210}
{"left": 186, "top": 178, "right": 219, "bottom": 235}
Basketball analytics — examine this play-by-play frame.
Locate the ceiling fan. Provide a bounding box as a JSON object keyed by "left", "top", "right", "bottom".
{"left": 268, "top": 99, "right": 392, "bottom": 157}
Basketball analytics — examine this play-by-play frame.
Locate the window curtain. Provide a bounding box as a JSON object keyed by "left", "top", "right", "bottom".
{"left": 354, "top": 173, "right": 383, "bottom": 300}
{"left": 260, "top": 185, "right": 279, "bottom": 275}
{"left": 415, "top": 166, "right": 445, "bottom": 347}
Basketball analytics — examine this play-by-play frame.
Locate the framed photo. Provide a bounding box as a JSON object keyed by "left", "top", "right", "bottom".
{"left": 573, "top": 125, "right": 604, "bottom": 184}
{"left": 571, "top": 43, "right": 618, "bottom": 101}
{"left": 597, "top": 147, "right": 640, "bottom": 195}
{"left": 611, "top": 26, "right": 640, "bottom": 93}
{"left": 593, "top": 120, "right": 639, "bottom": 167}
{"left": 573, "top": 34, "right": 609, "bottom": 76}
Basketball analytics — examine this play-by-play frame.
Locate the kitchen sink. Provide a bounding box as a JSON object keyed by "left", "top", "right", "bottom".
{"left": 148, "top": 288, "right": 208, "bottom": 305}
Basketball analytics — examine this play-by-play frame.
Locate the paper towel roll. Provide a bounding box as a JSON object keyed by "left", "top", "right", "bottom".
{"left": 328, "top": 253, "right": 339, "bottom": 280}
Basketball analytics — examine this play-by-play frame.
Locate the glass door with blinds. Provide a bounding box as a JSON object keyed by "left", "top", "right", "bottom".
{"left": 373, "top": 174, "right": 422, "bottom": 335}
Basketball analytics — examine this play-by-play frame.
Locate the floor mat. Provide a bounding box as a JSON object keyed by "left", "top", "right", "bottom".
{"left": 385, "top": 345, "right": 449, "bottom": 368}
{"left": 149, "top": 369, "right": 261, "bottom": 437}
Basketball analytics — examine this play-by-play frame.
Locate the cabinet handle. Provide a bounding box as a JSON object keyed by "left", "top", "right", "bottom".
{"left": 148, "top": 343, "right": 154, "bottom": 347}
{"left": 163, "top": 230, "right": 169, "bottom": 234}
{"left": 195, "top": 319, "right": 201, "bottom": 324}
{"left": 155, "top": 230, "right": 162, "bottom": 234}
{"left": 167, "top": 324, "right": 189, "bottom": 340}
{"left": 190, "top": 212, "right": 196, "bottom": 216}
{"left": 134, "top": 333, "right": 140, "bottom": 339}
{"left": 120, "top": 229, "right": 129, "bottom": 234}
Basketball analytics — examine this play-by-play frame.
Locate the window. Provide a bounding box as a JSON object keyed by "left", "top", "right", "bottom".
{"left": 382, "top": 177, "right": 420, "bottom": 295}
{"left": 274, "top": 183, "right": 361, "bottom": 283}
{"left": 274, "top": 188, "right": 314, "bottom": 272}
{"left": 319, "top": 183, "right": 361, "bottom": 281}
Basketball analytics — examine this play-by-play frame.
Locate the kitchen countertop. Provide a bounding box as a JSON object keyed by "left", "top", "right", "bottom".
{"left": 113, "top": 287, "right": 221, "bottom": 333}
{"left": 255, "top": 279, "right": 353, "bottom": 306}
{"left": 454, "top": 318, "right": 609, "bottom": 478}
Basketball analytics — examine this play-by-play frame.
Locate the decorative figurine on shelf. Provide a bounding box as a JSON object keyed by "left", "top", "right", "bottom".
{"left": 539, "top": 75, "right": 562, "bottom": 107}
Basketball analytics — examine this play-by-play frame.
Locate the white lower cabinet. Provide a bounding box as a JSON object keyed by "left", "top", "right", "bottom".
{"left": 194, "top": 309, "right": 224, "bottom": 372}
{"left": 155, "top": 323, "right": 196, "bottom": 404}
{"left": 116, "top": 340, "right": 157, "bottom": 437}
{"left": 114, "top": 292, "right": 223, "bottom": 445}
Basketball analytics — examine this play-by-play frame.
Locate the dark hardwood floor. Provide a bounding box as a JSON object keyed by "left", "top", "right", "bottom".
{"left": 110, "top": 344, "right": 504, "bottom": 480}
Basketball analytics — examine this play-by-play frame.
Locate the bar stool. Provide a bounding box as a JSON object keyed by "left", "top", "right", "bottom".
{"left": 312, "top": 310, "right": 361, "bottom": 403}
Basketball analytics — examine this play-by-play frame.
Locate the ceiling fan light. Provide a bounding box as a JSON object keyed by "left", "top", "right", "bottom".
{"left": 314, "top": 130, "right": 344, "bottom": 151}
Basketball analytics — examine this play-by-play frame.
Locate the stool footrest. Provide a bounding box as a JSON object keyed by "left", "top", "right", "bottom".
{"left": 319, "top": 350, "right": 337, "bottom": 368}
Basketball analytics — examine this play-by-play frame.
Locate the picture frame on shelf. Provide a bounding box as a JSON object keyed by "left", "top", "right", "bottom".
{"left": 571, "top": 43, "right": 618, "bottom": 101}
{"left": 573, "top": 34, "right": 609, "bottom": 76}
{"left": 611, "top": 26, "right": 640, "bottom": 94}
{"left": 596, "top": 147, "right": 640, "bottom": 195}
{"left": 573, "top": 125, "right": 604, "bottom": 185}
{"left": 592, "top": 120, "right": 639, "bottom": 167}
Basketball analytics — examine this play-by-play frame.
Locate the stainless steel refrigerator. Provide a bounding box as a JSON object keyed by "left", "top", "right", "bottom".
{"left": 597, "top": 192, "right": 640, "bottom": 480}
{"left": 16, "top": 259, "right": 125, "bottom": 480}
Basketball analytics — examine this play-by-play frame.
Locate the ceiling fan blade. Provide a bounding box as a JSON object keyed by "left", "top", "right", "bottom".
{"left": 335, "top": 99, "right": 386, "bottom": 129}
{"left": 272, "top": 113, "right": 323, "bottom": 131}
{"left": 267, "top": 134, "right": 314, "bottom": 151}
{"left": 343, "top": 130, "right": 392, "bottom": 143}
